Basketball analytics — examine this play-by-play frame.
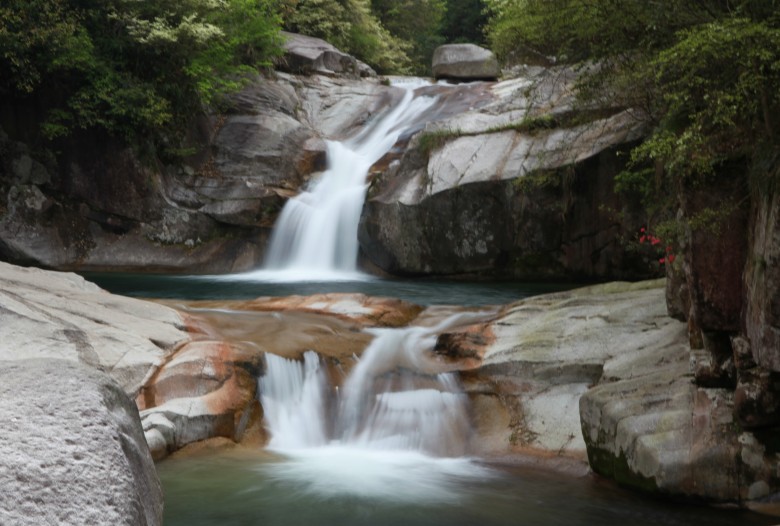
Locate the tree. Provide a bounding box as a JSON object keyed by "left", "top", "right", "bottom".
{"left": 0, "top": 0, "right": 283, "bottom": 148}
{"left": 371, "top": 0, "right": 446, "bottom": 74}
{"left": 441, "top": 0, "right": 488, "bottom": 45}
{"left": 279, "top": 0, "right": 412, "bottom": 73}
{"left": 485, "top": 0, "right": 780, "bottom": 194}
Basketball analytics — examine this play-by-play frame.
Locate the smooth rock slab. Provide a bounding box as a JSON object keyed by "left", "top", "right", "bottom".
{"left": 0, "top": 261, "right": 189, "bottom": 396}
{"left": 0, "top": 359, "right": 163, "bottom": 526}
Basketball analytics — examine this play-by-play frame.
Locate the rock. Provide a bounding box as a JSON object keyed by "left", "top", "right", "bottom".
{"left": 434, "top": 278, "right": 780, "bottom": 504}
{"left": 278, "top": 31, "right": 376, "bottom": 78}
{"left": 744, "top": 190, "right": 780, "bottom": 372}
{"left": 360, "top": 67, "right": 653, "bottom": 280}
{"left": 0, "top": 261, "right": 189, "bottom": 396}
{"left": 432, "top": 44, "right": 500, "bottom": 81}
{"left": 0, "top": 359, "right": 163, "bottom": 526}
{"left": 219, "top": 293, "right": 425, "bottom": 327}
{"left": 135, "top": 293, "right": 423, "bottom": 458}
{"left": 0, "top": 71, "right": 397, "bottom": 273}
{"left": 680, "top": 173, "right": 749, "bottom": 332}
{"left": 437, "top": 280, "right": 685, "bottom": 458}
{"left": 138, "top": 340, "right": 264, "bottom": 460}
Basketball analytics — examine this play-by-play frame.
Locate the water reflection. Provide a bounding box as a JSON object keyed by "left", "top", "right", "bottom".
{"left": 159, "top": 451, "right": 775, "bottom": 526}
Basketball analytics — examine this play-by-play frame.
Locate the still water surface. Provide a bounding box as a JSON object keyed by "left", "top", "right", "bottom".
{"left": 84, "top": 272, "right": 573, "bottom": 305}
{"left": 159, "top": 450, "right": 772, "bottom": 526}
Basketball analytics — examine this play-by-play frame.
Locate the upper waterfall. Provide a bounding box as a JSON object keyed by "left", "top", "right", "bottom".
{"left": 258, "top": 83, "right": 438, "bottom": 281}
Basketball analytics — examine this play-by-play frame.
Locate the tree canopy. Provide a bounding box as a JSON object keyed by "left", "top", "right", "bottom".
{"left": 0, "top": 0, "right": 282, "bottom": 149}
{"left": 0, "top": 0, "right": 494, "bottom": 152}
{"left": 486, "top": 0, "right": 780, "bottom": 199}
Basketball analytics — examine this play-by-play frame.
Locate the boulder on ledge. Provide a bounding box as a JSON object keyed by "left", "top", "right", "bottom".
{"left": 278, "top": 31, "right": 376, "bottom": 78}
{"left": 432, "top": 44, "right": 500, "bottom": 81}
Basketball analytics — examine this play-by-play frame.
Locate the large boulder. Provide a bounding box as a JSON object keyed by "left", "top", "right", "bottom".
{"left": 432, "top": 44, "right": 500, "bottom": 81}
{"left": 0, "top": 261, "right": 188, "bottom": 395}
{"left": 0, "top": 359, "right": 163, "bottom": 526}
{"left": 359, "top": 68, "right": 652, "bottom": 280}
{"left": 437, "top": 280, "right": 684, "bottom": 458}
{"left": 436, "top": 280, "right": 780, "bottom": 505}
{"left": 278, "top": 31, "right": 376, "bottom": 78}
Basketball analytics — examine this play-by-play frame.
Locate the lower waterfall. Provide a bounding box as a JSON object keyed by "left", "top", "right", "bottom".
{"left": 258, "top": 312, "right": 493, "bottom": 502}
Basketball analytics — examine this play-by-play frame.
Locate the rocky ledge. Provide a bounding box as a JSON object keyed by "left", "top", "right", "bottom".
{"left": 436, "top": 279, "right": 780, "bottom": 507}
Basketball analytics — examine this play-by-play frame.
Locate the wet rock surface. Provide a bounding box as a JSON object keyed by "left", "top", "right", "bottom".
{"left": 3, "top": 261, "right": 779, "bottom": 507}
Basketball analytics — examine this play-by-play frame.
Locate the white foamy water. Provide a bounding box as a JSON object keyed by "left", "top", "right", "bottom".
{"left": 228, "top": 84, "right": 439, "bottom": 283}
{"left": 259, "top": 312, "right": 494, "bottom": 501}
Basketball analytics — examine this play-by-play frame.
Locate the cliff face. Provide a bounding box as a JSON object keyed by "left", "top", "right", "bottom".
{"left": 0, "top": 70, "right": 396, "bottom": 273}
{"left": 359, "top": 68, "right": 656, "bottom": 280}
{"left": 654, "top": 173, "right": 780, "bottom": 506}
{"left": 1, "top": 51, "right": 660, "bottom": 282}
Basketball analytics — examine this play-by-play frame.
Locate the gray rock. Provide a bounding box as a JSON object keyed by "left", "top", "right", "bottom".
{"left": 432, "top": 44, "right": 500, "bottom": 80}
{"left": 439, "top": 280, "right": 685, "bottom": 458}
{"left": 0, "top": 359, "right": 163, "bottom": 526}
{"left": 279, "top": 31, "right": 376, "bottom": 78}
{"left": 0, "top": 261, "right": 188, "bottom": 396}
{"left": 359, "top": 67, "right": 652, "bottom": 280}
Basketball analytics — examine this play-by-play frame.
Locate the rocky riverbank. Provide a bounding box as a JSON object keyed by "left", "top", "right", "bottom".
{"left": 2, "top": 261, "right": 777, "bottom": 513}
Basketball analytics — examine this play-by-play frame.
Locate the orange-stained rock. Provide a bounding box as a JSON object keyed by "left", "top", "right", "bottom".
{"left": 186, "top": 292, "right": 424, "bottom": 328}
{"left": 138, "top": 337, "right": 265, "bottom": 460}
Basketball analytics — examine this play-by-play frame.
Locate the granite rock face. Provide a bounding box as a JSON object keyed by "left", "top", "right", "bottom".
{"left": 0, "top": 359, "right": 163, "bottom": 526}
{"left": 432, "top": 44, "right": 500, "bottom": 81}
{"left": 0, "top": 42, "right": 390, "bottom": 273}
{"left": 436, "top": 280, "right": 780, "bottom": 505}
{"left": 360, "top": 67, "right": 654, "bottom": 280}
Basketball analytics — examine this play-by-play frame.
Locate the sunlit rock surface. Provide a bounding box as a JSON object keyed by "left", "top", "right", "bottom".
{"left": 0, "top": 359, "right": 163, "bottom": 526}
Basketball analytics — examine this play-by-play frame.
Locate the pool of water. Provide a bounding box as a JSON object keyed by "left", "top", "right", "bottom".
{"left": 88, "top": 271, "right": 772, "bottom": 525}
{"left": 83, "top": 272, "right": 574, "bottom": 306}
{"left": 159, "top": 449, "right": 773, "bottom": 526}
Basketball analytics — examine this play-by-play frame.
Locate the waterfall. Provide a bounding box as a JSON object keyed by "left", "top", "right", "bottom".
{"left": 258, "top": 312, "right": 492, "bottom": 501}
{"left": 257, "top": 83, "right": 438, "bottom": 281}
{"left": 260, "top": 313, "right": 478, "bottom": 456}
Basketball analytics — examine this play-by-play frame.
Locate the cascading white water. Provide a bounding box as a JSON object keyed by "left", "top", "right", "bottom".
{"left": 256, "top": 83, "right": 438, "bottom": 281}
{"left": 259, "top": 312, "right": 493, "bottom": 502}
{"left": 260, "top": 315, "right": 473, "bottom": 456}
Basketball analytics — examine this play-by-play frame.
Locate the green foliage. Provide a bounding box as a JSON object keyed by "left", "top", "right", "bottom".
{"left": 638, "top": 17, "right": 780, "bottom": 179}
{"left": 372, "top": 0, "right": 446, "bottom": 75}
{"left": 441, "top": 0, "right": 488, "bottom": 44}
{"left": 486, "top": 0, "right": 780, "bottom": 221}
{"left": 417, "top": 128, "right": 463, "bottom": 155}
{"left": 279, "top": 0, "right": 412, "bottom": 73}
{"left": 0, "top": 0, "right": 282, "bottom": 149}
